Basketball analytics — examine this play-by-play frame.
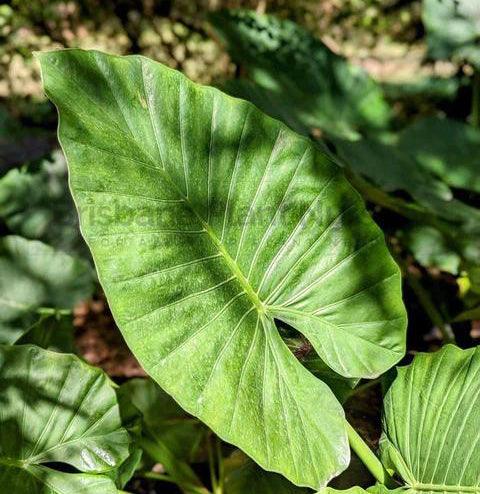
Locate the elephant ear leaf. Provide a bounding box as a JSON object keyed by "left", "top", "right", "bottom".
{"left": 381, "top": 344, "right": 480, "bottom": 491}
{"left": 0, "top": 345, "right": 130, "bottom": 493}
{"left": 38, "top": 49, "right": 406, "bottom": 488}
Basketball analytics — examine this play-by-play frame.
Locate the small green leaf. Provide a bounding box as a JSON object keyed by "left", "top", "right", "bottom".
{"left": 381, "top": 344, "right": 480, "bottom": 491}
{"left": 454, "top": 305, "right": 480, "bottom": 322}
{"left": 0, "top": 236, "right": 94, "bottom": 343}
{"left": 209, "top": 10, "right": 391, "bottom": 139}
{"left": 0, "top": 345, "right": 131, "bottom": 493}
{"left": 38, "top": 48, "right": 406, "bottom": 488}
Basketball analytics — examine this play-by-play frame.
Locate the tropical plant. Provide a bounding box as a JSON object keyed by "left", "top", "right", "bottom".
{"left": 37, "top": 47, "right": 407, "bottom": 488}
{"left": 0, "top": 3, "right": 479, "bottom": 493}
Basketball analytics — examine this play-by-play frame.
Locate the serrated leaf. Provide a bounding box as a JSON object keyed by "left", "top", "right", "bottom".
{"left": 381, "top": 345, "right": 480, "bottom": 492}
{"left": 38, "top": 48, "right": 406, "bottom": 488}
{"left": 0, "top": 236, "right": 94, "bottom": 344}
{"left": 0, "top": 345, "right": 130, "bottom": 493}
{"left": 209, "top": 10, "right": 391, "bottom": 140}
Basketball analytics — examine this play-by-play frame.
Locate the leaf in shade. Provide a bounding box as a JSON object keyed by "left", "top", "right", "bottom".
{"left": 224, "top": 452, "right": 311, "bottom": 494}
{"left": 0, "top": 150, "right": 85, "bottom": 255}
{"left": 209, "top": 9, "right": 391, "bottom": 140}
{"left": 0, "top": 344, "right": 131, "bottom": 493}
{"left": 14, "top": 314, "right": 75, "bottom": 353}
{"left": 38, "top": 49, "right": 406, "bottom": 488}
{"left": 399, "top": 117, "right": 480, "bottom": 195}
{"left": 402, "top": 225, "right": 461, "bottom": 275}
{"left": 0, "top": 236, "right": 94, "bottom": 344}
{"left": 423, "top": 0, "right": 480, "bottom": 69}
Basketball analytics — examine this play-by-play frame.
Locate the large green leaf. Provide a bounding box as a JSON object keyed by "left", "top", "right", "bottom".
{"left": 0, "top": 236, "right": 94, "bottom": 343}
{"left": 334, "top": 119, "right": 480, "bottom": 241}
{"left": 38, "top": 48, "right": 406, "bottom": 488}
{"left": 332, "top": 136, "right": 452, "bottom": 203}
{"left": 209, "top": 10, "right": 391, "bottom": 140}
{"left": 380, "top": 344, "right": 480, "bottom": 491}
{"left": 0, "top": 345, "right": 131, "bottom": 493}
{"left": 423, "top": 0, "right": 480, "bottom": 68}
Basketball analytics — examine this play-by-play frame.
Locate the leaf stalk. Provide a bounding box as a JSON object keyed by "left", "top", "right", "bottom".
{"left": 345, "top": 421, "right": 395, "bottom": 486}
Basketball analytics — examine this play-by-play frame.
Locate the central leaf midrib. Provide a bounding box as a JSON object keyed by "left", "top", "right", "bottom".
{"left": 153, "top": 163, "right": 265, "bottom": 314}
{"left": 410, "top": 482, "right": 480, "bottom": 493}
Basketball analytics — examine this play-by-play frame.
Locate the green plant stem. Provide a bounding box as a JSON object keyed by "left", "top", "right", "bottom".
{"left": 216, "top": 436, "right": 224, "bottom": 494}
{"left": 207, "top": 434, "right": 219, "bottom": 494}
{"left": 36, "top": 307, "right": 72, "bottom": 317}
{"left": 346, "top": 422, "right": 395, "bottom": 486}
{"left": 404, "top": 266, "right": 456, "bottom": 344}
{"left": 347, "top": 377, "right": 382, "bottom": 399}
{"left": 472, "top": 70, "right": 480, "bottom": 128}
{"left": 142, "top": 472, "right": 176, "bottom": 483}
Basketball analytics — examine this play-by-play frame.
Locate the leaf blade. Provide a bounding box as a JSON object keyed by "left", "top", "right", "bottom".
{"left": 38, "top": 48, "right": 406, "bottom": 488}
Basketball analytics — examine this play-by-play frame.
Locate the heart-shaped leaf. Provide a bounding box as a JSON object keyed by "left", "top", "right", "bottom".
{"left": 38, "top": 49, "right": 406, "bottom": 488}
{"left": 381, "top": 344, "right": 480, "bottom": 491}
{"left": 0, "top": 344, "right": 130, "bottom": 493}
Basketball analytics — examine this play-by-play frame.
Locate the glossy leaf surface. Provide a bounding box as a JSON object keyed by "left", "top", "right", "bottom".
{"left": 39, "top": 49, "right": 406, "bottom": 488}
{"left": 0, "top": 345, "right": 130, "bottom": 493}
{"left": 381, "top": 345, "right": 480, "bottom": 492}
